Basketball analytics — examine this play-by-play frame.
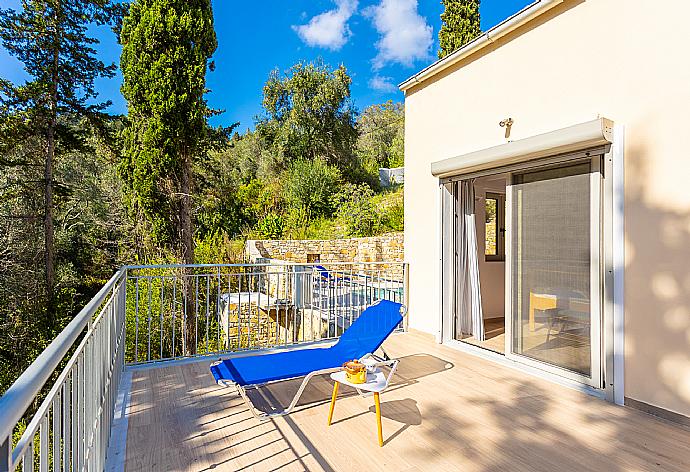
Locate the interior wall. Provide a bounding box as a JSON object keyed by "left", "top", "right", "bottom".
{"left": 474, "top": 178, "right": 506, "bottom": 319}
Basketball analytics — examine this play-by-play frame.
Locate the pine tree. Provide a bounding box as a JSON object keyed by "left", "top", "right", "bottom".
{"left": 0, "top": 0, "right": 123, "bottom": 320}
{"left": 438, "top": 0, "right": 481, "bottom": 59}
{"left": 119, "top": 0, "right": 218, "bottom": 353}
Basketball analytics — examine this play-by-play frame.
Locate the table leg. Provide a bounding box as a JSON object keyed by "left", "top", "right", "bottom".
{"left": 327, "top": 381, "right": 339, "bottom": 426}
{"left": 374, "top": 392, "right": 383, "bottom": 447}
{"left": 529, "top": 292, "right": 535, "bottom": 332}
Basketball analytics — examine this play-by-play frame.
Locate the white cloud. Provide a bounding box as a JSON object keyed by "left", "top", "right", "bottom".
{"left": 369, "top": 75, "right": 398, "bottom": 93}
{"left": 293, "top": 0, "right": 358, "bottom": 51}
{"left": 364, "top": 0, "right": 433, "bottom": 69}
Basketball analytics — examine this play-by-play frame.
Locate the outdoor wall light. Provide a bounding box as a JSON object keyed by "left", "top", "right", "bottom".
{"left": 499, "top": 117, "right": 514, "bottom": 139}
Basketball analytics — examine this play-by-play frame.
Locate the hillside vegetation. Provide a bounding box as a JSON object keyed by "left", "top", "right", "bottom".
{"left": 0, "top": 0, "right": 405, "bottom": 396}
{"left": 0, "top": 59, "right": 404, "bottom": 393}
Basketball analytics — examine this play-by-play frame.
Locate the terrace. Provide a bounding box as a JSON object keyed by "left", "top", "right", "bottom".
{"left": 2, "top": 262, "right": 690, "bottom": 472}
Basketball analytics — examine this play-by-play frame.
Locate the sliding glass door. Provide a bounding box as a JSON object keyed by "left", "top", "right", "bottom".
{"left": 506, "top": 159, "right": 602, "bottom": 386}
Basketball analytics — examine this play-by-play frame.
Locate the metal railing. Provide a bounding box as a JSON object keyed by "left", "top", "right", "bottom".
{"left": 123, "top": 262, "right": 407, "bottom": 364}
{"left": 0, "top": 261, "right": 407, "bottom": 471}
{"left": 0, "top": 270, "right": 127, "bottom": 472}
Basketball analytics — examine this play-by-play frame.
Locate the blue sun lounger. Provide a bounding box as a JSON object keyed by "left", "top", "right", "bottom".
{"left": 210, "top": 299, "right": 407, "bottom": 419}
{"left": 314, "top": 264, "right": 350, "bottom": 282}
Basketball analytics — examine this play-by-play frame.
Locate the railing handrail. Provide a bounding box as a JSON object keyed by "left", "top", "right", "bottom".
{"left": 123, "top": 261, "right": 406, "bottom": 270}
{"left": 0, "top": 269, "right": 126, "bottom": 443}
{"left": 124, "top": 270, "right": 405, "bottom": 281}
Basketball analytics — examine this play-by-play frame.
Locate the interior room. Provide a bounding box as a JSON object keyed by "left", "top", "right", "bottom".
{"left": 458, "top": 174, "right": 507, "bottom": 354}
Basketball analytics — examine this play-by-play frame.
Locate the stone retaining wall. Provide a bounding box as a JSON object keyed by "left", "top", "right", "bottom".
{"left": 245, "top": 232, "right": 404, "bottom": 265}
{"left": 221, "top": 300, "right": 329, "bottom": 349}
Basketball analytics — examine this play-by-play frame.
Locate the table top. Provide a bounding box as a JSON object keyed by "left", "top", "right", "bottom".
{"left": 330, "top": 369, "right": 388, "bottom": 393}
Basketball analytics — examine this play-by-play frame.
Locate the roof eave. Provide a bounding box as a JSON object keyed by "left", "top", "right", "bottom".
{"left": 398, "top": 0, "right": 565, "bottom": 92}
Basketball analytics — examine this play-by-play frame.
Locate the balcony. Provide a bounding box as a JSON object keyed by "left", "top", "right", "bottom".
{"left": 119, "top": 331, "right": 690, "bottom": 471}
{"left": 2, "top": 262, "right": 690, "bottom": 471}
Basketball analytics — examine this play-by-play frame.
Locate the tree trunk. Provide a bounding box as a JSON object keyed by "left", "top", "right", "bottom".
{"left": 44, "top": 20, "right": 60, "bottom": 325}
{"left": 181, "top": 148, "right": 195, "bottom": 355}
{"left": 44, "top": 119, "right": 55, "bottom": 322}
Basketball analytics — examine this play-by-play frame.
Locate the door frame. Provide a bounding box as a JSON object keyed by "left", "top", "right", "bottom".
{"left": 438, "top": 141, "right": 620, "bottom": 400}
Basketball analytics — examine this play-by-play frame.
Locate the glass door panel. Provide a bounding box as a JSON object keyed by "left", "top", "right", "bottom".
{"left": 510, "top": 162, "right": 597, "bottom": 378}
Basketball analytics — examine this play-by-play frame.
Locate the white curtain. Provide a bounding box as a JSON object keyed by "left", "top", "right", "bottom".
{"left": 456, "top": 180, "right": 485, "bottom": 341}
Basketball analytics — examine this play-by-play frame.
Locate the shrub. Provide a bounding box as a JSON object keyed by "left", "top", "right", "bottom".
{"left": 236, "top": 179, "right": 284, "bottom": 222}
{"left": 195, "top": 233, "right": 246, "bottom": 264}
{"left": 381, "top": 199, "right": 404, "bottom": 232}
{"left": 283, "top": 205, "right": 309, "bottom": 237}
{"left": 282, "top": 159, "right": 341, "bottom": 218}
{"left": 334, "top": 183, "right": 381, "bottom": 237}
{"left": 254, "top": 212, "right": 285, "bottom": 239}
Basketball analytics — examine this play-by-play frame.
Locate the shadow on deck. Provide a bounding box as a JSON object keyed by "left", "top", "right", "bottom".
{"left": 119, "top": 332, "right": 690, "bottom": 471}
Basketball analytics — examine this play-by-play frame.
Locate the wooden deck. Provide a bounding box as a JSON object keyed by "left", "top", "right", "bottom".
{"left": 122, "top": 331, "right": 690, "bottom": 471}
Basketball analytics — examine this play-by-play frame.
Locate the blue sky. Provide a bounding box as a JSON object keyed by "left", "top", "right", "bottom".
{"left": 0, "top": 0, "right": 533, "bottom": 130}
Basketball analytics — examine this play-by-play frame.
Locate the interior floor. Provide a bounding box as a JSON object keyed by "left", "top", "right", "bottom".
{"left": 460, "top": 317, "right": 590, "bottom": 375}
{"left": 517, "top": 319, "right": 590, "bottom": 375}
{"left": 460, "top": 317, "right": 505, "bottom": 354}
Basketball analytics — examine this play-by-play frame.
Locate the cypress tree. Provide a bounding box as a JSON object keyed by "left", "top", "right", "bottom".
{"left": 438, "top": 0, "right": 481, "bottom": 59}
{"left": 119, "top": 0, "right": 217, "bottom": 354}
{"left": 119, "top": 0, "right": 217, "bottom": 262}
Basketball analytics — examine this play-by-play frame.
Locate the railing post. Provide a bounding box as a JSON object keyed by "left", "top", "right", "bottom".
{"left": 403, "top": 263, "right": 410, "bottom": 331}
{"left": 0, "top": 435, "right": 10, "bottom": 472}
{"left": 121, "top": 269, "right": 127, "bottom": 366}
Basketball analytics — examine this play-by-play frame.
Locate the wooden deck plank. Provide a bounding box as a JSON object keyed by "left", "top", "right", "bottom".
{"left": 123, "top": 331, "right": 690, "bottom": 471}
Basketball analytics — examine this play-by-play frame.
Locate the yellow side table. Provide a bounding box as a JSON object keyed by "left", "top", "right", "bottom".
{"left": 529, "top": 292, "right": 558, "bottom": 331}
{"left": 328, "top": 369, "right": 389, "bottom": 447}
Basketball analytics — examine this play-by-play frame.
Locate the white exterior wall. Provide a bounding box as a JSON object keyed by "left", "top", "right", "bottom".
{"left": 404, "top": 0, "right": 690, "bottom": 416}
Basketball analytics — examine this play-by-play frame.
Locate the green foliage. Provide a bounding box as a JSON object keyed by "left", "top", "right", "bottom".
{"left": 0, "top": 116, "right": 130, "bottom": 395}
{"left": 222, "top": 131, "right": 281, "bottom": 182}
{"left": 335, "top": 183, "right": 381, "bottom": 237}
{"left": 254, "top": 212, "right": 285, "bottom": 239}
{"left": 485, "top": 197, "right": 496, "bottom": 223}
{"left": 188, "top": 63, "right": 405, "bottom": 243}
{"left": 195, "top": 233, "right": 246, "bottom": 264}
{"left": 380, "top": 196, "right": 404, "bottom": 232}
{"left": 257, "top": 61, "right": 357, "bottom": 168}
{"left": 195, "top": 150, "right": 246, "bottom": 240}
{"left": 0, "top": 45, "right": 409, "bottom": 394}
{"left": 283, "top": 159, "right": 341, "bottom": 218}
{"left": 356, "top": 101, "right": 405, "bottom": 173}
{"left": 1, "top": 0, "right": 125, "bottom": 314}
{"left": 0, "top": 133, "right": 48, "bottom": 375}
{"left": 0, "top": 1, "right": 123, "bottom": 116}
{"left": 195, "top": 194, "right": 244, "bottom": 242}
{"left": 324, "top": 184, "right": 404, "bottom": 239}
{"left": 438, "top": 0, "right": 481, "bottom": 59}
{"left": 238, "top": 179, "right": 283, "bottom": 221}
{"left": 119, "top": 0, "right": 217, "bottom": 254}
{"left": 53, "top": 118, "right": 132, "bottom": 308}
